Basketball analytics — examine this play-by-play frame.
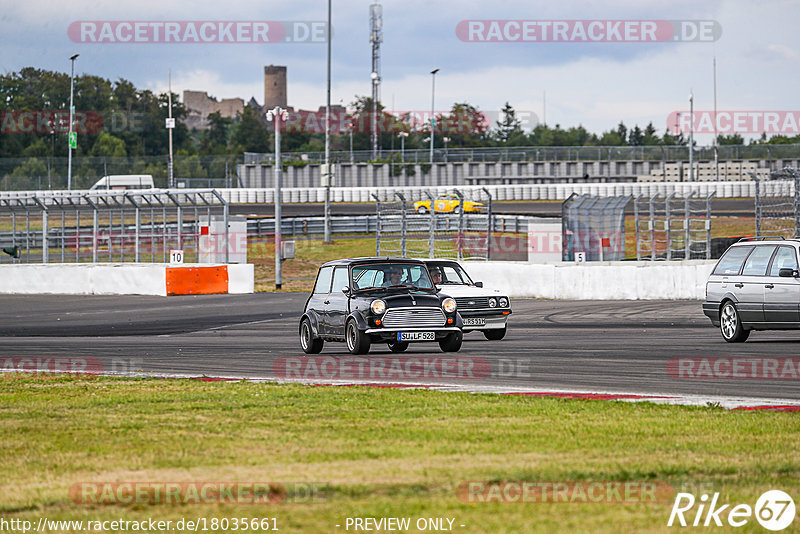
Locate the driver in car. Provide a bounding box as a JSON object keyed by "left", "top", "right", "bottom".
{"left": 430, "top": 266, "right": 443, "bottom": 285}
{"left": 382, "top": 267, "right": 404, "bottom": 287}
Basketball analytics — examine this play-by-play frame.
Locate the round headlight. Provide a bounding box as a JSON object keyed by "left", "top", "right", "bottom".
{"left": 442, "top": 297, "right": 457, "bottom": 313}
{"left": 371, "top": 299, "right": 386, "bottom": 315}
{"left": 488, "top": 298, "right": 497, "bottom": 308}
{"left": 499, "top": 297, "right": 509, "bottom": 308}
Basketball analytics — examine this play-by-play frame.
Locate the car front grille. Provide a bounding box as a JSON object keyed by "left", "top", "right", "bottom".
{"left": 455, "top": 297, "right": 490, "bottom": 309}
{"left": 382, "top": 307, "right": 446, "bottom": 328}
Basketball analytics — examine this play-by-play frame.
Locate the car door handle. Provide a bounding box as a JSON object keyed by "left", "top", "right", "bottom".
{"left": 734, "top": 283, "right": 744, "bottom": 288}
{"left": 324, "top": 300, "right": 330, "bottom": 304}
{"left": 765, "top": 284, "right": 774, "bottom": 289}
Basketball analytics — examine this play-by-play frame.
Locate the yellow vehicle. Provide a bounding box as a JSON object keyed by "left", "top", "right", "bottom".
{"left": 413, "top": 194, "right": 484, "bottom": 214}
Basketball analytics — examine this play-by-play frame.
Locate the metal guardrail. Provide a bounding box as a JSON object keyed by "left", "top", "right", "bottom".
{"left": 0, "top": 214, "right": 531, "bottom": 247}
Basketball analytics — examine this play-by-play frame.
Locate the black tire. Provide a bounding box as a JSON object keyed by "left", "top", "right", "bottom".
{"left": 417, "top": 206, "right": 429, "bottom": 214}
{"left": 453, "top": 206, "right": 461, "bottom": 214}
{"left": 346, "top": 319, "right": 371, "bottom": 355}
{"left": 439, "top": 331, "right": 463, "bottom": 352}
{"left": 388, "top": 341, "right": 409, "bottom": 353}
{"left": 483, "top": 327, "right": 507, "bottom": 341}
{"left": 300, "top": 318, "right": 324, "bottom": 354}
{"left": 720, "top": 301, "right": 750, "bottom": 343}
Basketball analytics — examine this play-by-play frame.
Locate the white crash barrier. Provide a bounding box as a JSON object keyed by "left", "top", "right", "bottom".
{"left": 462, "top": 260, "right": 717, "bottom": 300}
{"left": 0, "top": 263, "right": 255, "bottom": 296}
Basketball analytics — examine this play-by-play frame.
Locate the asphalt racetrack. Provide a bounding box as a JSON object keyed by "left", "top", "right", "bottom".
{"left": 2, "top": 294, "right": 798, "bottom": 407}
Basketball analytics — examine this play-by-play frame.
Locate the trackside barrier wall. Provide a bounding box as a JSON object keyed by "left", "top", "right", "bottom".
{"left": 0, "top": 264, "right": 254, "bottom": 296}
{"left": 0, "top": 182, "right": 758, "bottom": 205}
{"left": 463, "top": 261, "right": 716, "bottom": 300}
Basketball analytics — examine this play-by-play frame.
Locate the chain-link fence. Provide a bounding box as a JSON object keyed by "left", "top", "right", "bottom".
{"left": 754, "top": 168, "right": 800, "bottom": 239}
{"left": 375, "top": 189, "right": 493, "bottom": 260}
{"left": 0, "top": 190, "right": 229, "bottom": 264}
{"left": 561, "top": 194, "right": 631, "bottom": 261}
{"left": 633, "top": 192, "right": 714, "bottom": 260}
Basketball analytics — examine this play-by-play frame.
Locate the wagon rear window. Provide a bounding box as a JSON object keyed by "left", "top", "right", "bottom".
{"left": 713, "top": 246, "right": 753, "bottom": 275}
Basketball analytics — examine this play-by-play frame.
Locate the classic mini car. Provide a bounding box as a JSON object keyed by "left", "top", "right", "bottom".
{"left": 412, "top": 194, "right": 484, "bottom": 214}
{"left": 300, "top": 258, "right": 464, "bottom": 354}
{"left": 423, "top": 260, "right": 511, "bottom": 340}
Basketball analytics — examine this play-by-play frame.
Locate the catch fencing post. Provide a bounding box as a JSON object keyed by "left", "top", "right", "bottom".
{"left": 454, "top": 189, "right": 464, "bottom": 260}
{"left": 706, "top": 192, "right": 715, "bottom": 259}
{"left": 395, "top": 192, "right": 407, "bottom": 258}
{"left": 424, "top": 191, "right": 435, "bottom": 258}
{"left": 751, "top": 171, "right": 761, "bottom": 237}
{"left": 684, "top": 192, "right": 694, "bottom": 260}
{"left": 665, "top": 192, "right": 675, "bottom": 261}
{"left": 33, "top": 196, "right": 48, "bottom": 264}
{"left": 371, "top": 193, "right": 381, "bottom": 256}
{"left": 482, "top": 187, "right": 493, "bottom": 261}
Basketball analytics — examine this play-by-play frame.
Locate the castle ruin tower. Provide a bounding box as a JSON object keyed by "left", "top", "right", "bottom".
{"left": 264, "top": 65, "right": 287, "bottom": 109}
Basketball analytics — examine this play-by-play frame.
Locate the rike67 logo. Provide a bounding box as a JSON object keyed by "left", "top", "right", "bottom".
{"left": 668, "top": 490, "right": 795, "bottom": 531}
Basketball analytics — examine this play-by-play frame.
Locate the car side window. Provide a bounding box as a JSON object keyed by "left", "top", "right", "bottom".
{"left": 331, "top": 267, "right": 349, "bottom": 293}
{"left": 713, "top": 246, "right": 753, "bottom": 275}
{"left": 313, "top": 267, "right": 333, "bottom": 294}
{"left": 442, "top": 266, "right": 464, "bottom": 284}
{"left": 769, "top": 246, "right": 799, "bottom": 276}
{"left": 741, "top": 246, "right": 777, "bottom": 276}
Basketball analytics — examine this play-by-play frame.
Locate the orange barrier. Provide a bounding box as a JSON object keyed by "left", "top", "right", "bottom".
{"left": 166, "top": 266, "right": 229, "bottom": 296}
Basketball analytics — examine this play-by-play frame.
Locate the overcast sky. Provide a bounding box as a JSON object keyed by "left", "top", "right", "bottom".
{"left": 2, "top": 0, "right": 799, "bottom": 143}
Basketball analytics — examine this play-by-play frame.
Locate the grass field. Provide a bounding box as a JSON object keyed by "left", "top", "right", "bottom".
{"left": 2, "top": 373, "right": 798, "bottom": 533}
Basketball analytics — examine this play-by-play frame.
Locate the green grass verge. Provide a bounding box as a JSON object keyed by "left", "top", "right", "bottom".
{"left": 1, "top": 374, "right": 798, "bottom": 532}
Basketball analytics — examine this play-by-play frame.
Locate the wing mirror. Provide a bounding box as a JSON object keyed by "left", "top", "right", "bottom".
{"left": 341, "top": 285, "right": 350, "bottom": 295}
{"left": 778, "top": 268, "right": 799, "bottom": 278}
{"left": 474, "top": 281, "right": 483, "bottom": 288}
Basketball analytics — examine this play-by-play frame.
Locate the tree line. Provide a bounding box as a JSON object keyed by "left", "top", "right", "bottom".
{"left": 2, "top": 67, "right": 798, "bottom": 162}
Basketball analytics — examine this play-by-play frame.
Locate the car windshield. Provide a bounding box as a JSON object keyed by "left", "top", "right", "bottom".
{"left": 427, "top": 262, "right": 475, "bottom": 285}
{"left": 352, "top": 263, "right": 435, "bottom": 292}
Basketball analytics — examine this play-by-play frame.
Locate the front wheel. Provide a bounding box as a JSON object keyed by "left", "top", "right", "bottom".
{"left": 439, "top": 331, "right": 463, "bottom": 352}
{"left": 388, "top": 341, "right": 409, "bottom": 353}
{"left": 346, "top": 319, "right": 371, "bottom": 354}
{"left": 483, "top": 327, "right": 507, "bottom": 341}
{"left": 416, "top": 206, "right": 429, "bottom": 214}
{"left": 300, "top": 318, "right": 324, "bottom": 354}
{"left": 720, "top": 302, "right": 750, "bottom": 343}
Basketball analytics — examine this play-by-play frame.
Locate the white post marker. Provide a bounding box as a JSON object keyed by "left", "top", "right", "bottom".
{"left": 575, "top": 252, "right": 586, "bottom": 263}
{"left": 169, "top": 250, "right": 184, "bottom": 264}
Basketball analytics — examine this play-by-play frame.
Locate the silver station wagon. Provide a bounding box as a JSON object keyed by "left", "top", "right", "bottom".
{"left": 703, "top": 237, "right": 800, "bottom": 342}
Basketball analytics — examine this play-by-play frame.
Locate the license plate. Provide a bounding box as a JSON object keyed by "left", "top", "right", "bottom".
{"left": 398, "top": 331, "right": 435, "bottom": 341}
{"left": 463, "top": 318, "right": 486, "bottom": 326}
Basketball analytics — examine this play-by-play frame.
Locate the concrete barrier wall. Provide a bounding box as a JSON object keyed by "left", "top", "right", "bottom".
{"left": 0, "top": 263, "right": 255, "bottom": 296}
{"left": 462, "top": 260, "right": 716, "bottom": 300}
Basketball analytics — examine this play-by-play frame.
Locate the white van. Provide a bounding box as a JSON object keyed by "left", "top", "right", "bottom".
{"left": 89, "top": 175, "right": 155, "bottom": 190}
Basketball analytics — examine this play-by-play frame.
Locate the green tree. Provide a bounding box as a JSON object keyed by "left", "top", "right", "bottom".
{"left": 493, "top": 102, "right": 524, "bottom": 145}
{"left": 90, "top": 132, "right": 127, "bottom": 157}
{"left": 229, "top": 104, "right": 271, "bottom": 153}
